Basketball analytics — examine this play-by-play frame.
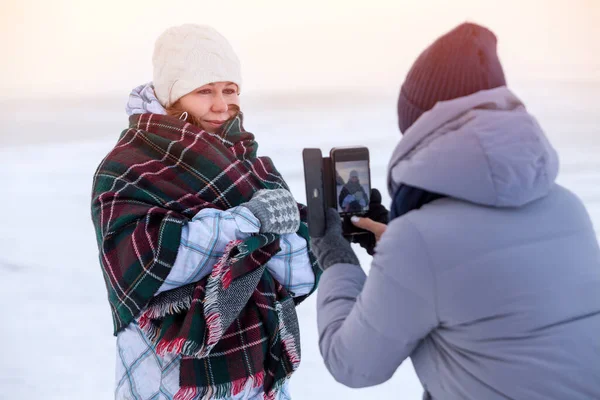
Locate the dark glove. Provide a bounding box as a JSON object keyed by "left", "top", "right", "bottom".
{"left": 311, "top": 208, "right": 360, "bottom": 270}
{"left": 350, "top": 188, "right": 389, "bottom": 255}
{"left": 241, "top": 189, "right": 301, "bottom": 234}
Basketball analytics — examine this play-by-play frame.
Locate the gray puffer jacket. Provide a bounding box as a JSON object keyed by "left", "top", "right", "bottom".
{"left": 317, "top": 87, "right": 600, "bottom": 400}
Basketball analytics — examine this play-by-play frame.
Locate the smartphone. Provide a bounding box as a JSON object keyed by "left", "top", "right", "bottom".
{"left": 303, "top": 146, "right": 371, "bottom": 238}
{"left": 330, "top": 146, "right": 371, "bottom": 217}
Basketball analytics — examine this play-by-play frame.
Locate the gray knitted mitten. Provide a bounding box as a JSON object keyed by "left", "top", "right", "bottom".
{"left": 310, "top": 208, "right": 360, "bottom": 270}
{"left": 242, "top": 189, "right": 301, "bottom": 234}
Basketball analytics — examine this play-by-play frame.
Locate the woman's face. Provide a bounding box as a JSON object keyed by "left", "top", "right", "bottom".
{"left": 178, "top": 81, "right": 240, "bottom": 133}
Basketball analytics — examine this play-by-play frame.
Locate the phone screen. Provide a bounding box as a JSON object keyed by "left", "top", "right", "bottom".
{"left": 334, "top": 160, "right": 370, "bottom": 214}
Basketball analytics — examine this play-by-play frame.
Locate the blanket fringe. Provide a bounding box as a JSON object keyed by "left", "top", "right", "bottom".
{"left": 174, "top": 386, "right": 198, "bottom": 400}
{"left": 156, "top": 337, "right": 186, "bottom": 356}
{"left": 203, "top": 240, "right": 243, "bottom": 349}
{"left": 264, "top": 373, "right": 291, "bottom": 400}
{"left": 137, "top": 313, "right": 159, "bottom": 343}
{"left": 182, "top": 338, "right": 206, "bottom": 358}
{"left": 137, "top": 288, "right": 194, "bottom": 344}
{"left": 276, "top": 301, "right": 301, "bottom": 369}
{"left": 144, "top": 295, "right": 193, "bottom": 320}
{"left": 222, "top": 269, "right": 233, "bottom": 290}
{"left": 205, "top": 313, "right": 223, "bottom": 349}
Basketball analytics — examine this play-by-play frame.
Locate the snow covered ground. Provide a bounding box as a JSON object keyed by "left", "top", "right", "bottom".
{"left": 1, "top": 81, "right": 598, "bottom": 399}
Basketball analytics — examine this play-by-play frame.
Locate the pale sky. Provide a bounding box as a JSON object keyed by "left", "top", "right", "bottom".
{"left": 1, "top": 0, "right": 599, "bottom": 99}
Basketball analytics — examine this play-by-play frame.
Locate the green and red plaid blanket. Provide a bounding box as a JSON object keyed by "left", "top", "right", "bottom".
{"left": 91, "top": 112, "right": 320, "bottom": 399}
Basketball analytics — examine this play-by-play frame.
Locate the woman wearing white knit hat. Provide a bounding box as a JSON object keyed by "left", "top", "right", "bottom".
{"left": 91, "top": 24, "right": 320, "bottom": 400}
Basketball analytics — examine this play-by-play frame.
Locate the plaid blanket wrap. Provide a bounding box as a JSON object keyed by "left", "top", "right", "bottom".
{"left": 91, "top": 112, "right": 320, "bottom": 399}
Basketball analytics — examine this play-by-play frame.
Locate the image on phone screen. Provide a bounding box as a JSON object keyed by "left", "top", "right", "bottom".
{"left": 335, "top": 160, "right": 370, "bottom": 214}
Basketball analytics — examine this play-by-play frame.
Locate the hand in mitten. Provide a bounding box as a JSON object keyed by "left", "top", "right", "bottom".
{"left": 311, "top": 208, "right": 360, "bottom": 270}
{"left": 349, "top": 188, "right": 389, "bottom": 255}
{"left": 241, "top": 189, "right": 300, "bottom": 234}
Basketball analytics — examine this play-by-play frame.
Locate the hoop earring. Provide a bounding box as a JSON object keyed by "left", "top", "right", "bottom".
{"left": 179, "top": 112, "right": 189, "bottom": 121}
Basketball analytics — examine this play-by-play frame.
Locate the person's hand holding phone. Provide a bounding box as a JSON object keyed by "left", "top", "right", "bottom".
{"left": 348, "top": 189, "right": 390, "bottom": 255}
{"left": 351, "top": 216, "right": 387, "bottom": 241}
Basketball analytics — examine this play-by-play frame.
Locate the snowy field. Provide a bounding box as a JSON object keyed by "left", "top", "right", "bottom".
{"left": 1, "top": 81, "right": 599, "bottom": 399}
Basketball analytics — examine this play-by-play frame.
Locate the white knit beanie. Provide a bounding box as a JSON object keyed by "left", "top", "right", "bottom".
{"left": 152, "top": 24, "right": 242, "bottom": 107}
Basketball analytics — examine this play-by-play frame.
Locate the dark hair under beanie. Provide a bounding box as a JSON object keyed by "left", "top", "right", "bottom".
{"left": 397, "top": 22, "right": 507, "bottom": 134}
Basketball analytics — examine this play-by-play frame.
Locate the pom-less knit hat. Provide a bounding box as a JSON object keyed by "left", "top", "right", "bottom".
{"left": 152, "top": 24, "right": 242, "bottom": 107}
{"left": 397, "top": 22, "right": 506, "bottom": 133}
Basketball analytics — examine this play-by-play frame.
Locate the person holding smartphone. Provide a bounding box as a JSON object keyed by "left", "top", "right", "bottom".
{"left": 311, "top": 22, "right": 600, "bottom": 400}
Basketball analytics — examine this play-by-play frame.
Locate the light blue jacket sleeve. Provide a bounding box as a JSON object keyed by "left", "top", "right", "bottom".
{"left": 317, "top": 217, "right": 439, "bottom": 388}
{"left": 158, "top": 206, "right": 314, "bottom": 296}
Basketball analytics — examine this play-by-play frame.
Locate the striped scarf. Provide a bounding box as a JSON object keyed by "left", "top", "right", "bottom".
{"left": 91, "top": 112, "right": 320, "bottom": 399}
